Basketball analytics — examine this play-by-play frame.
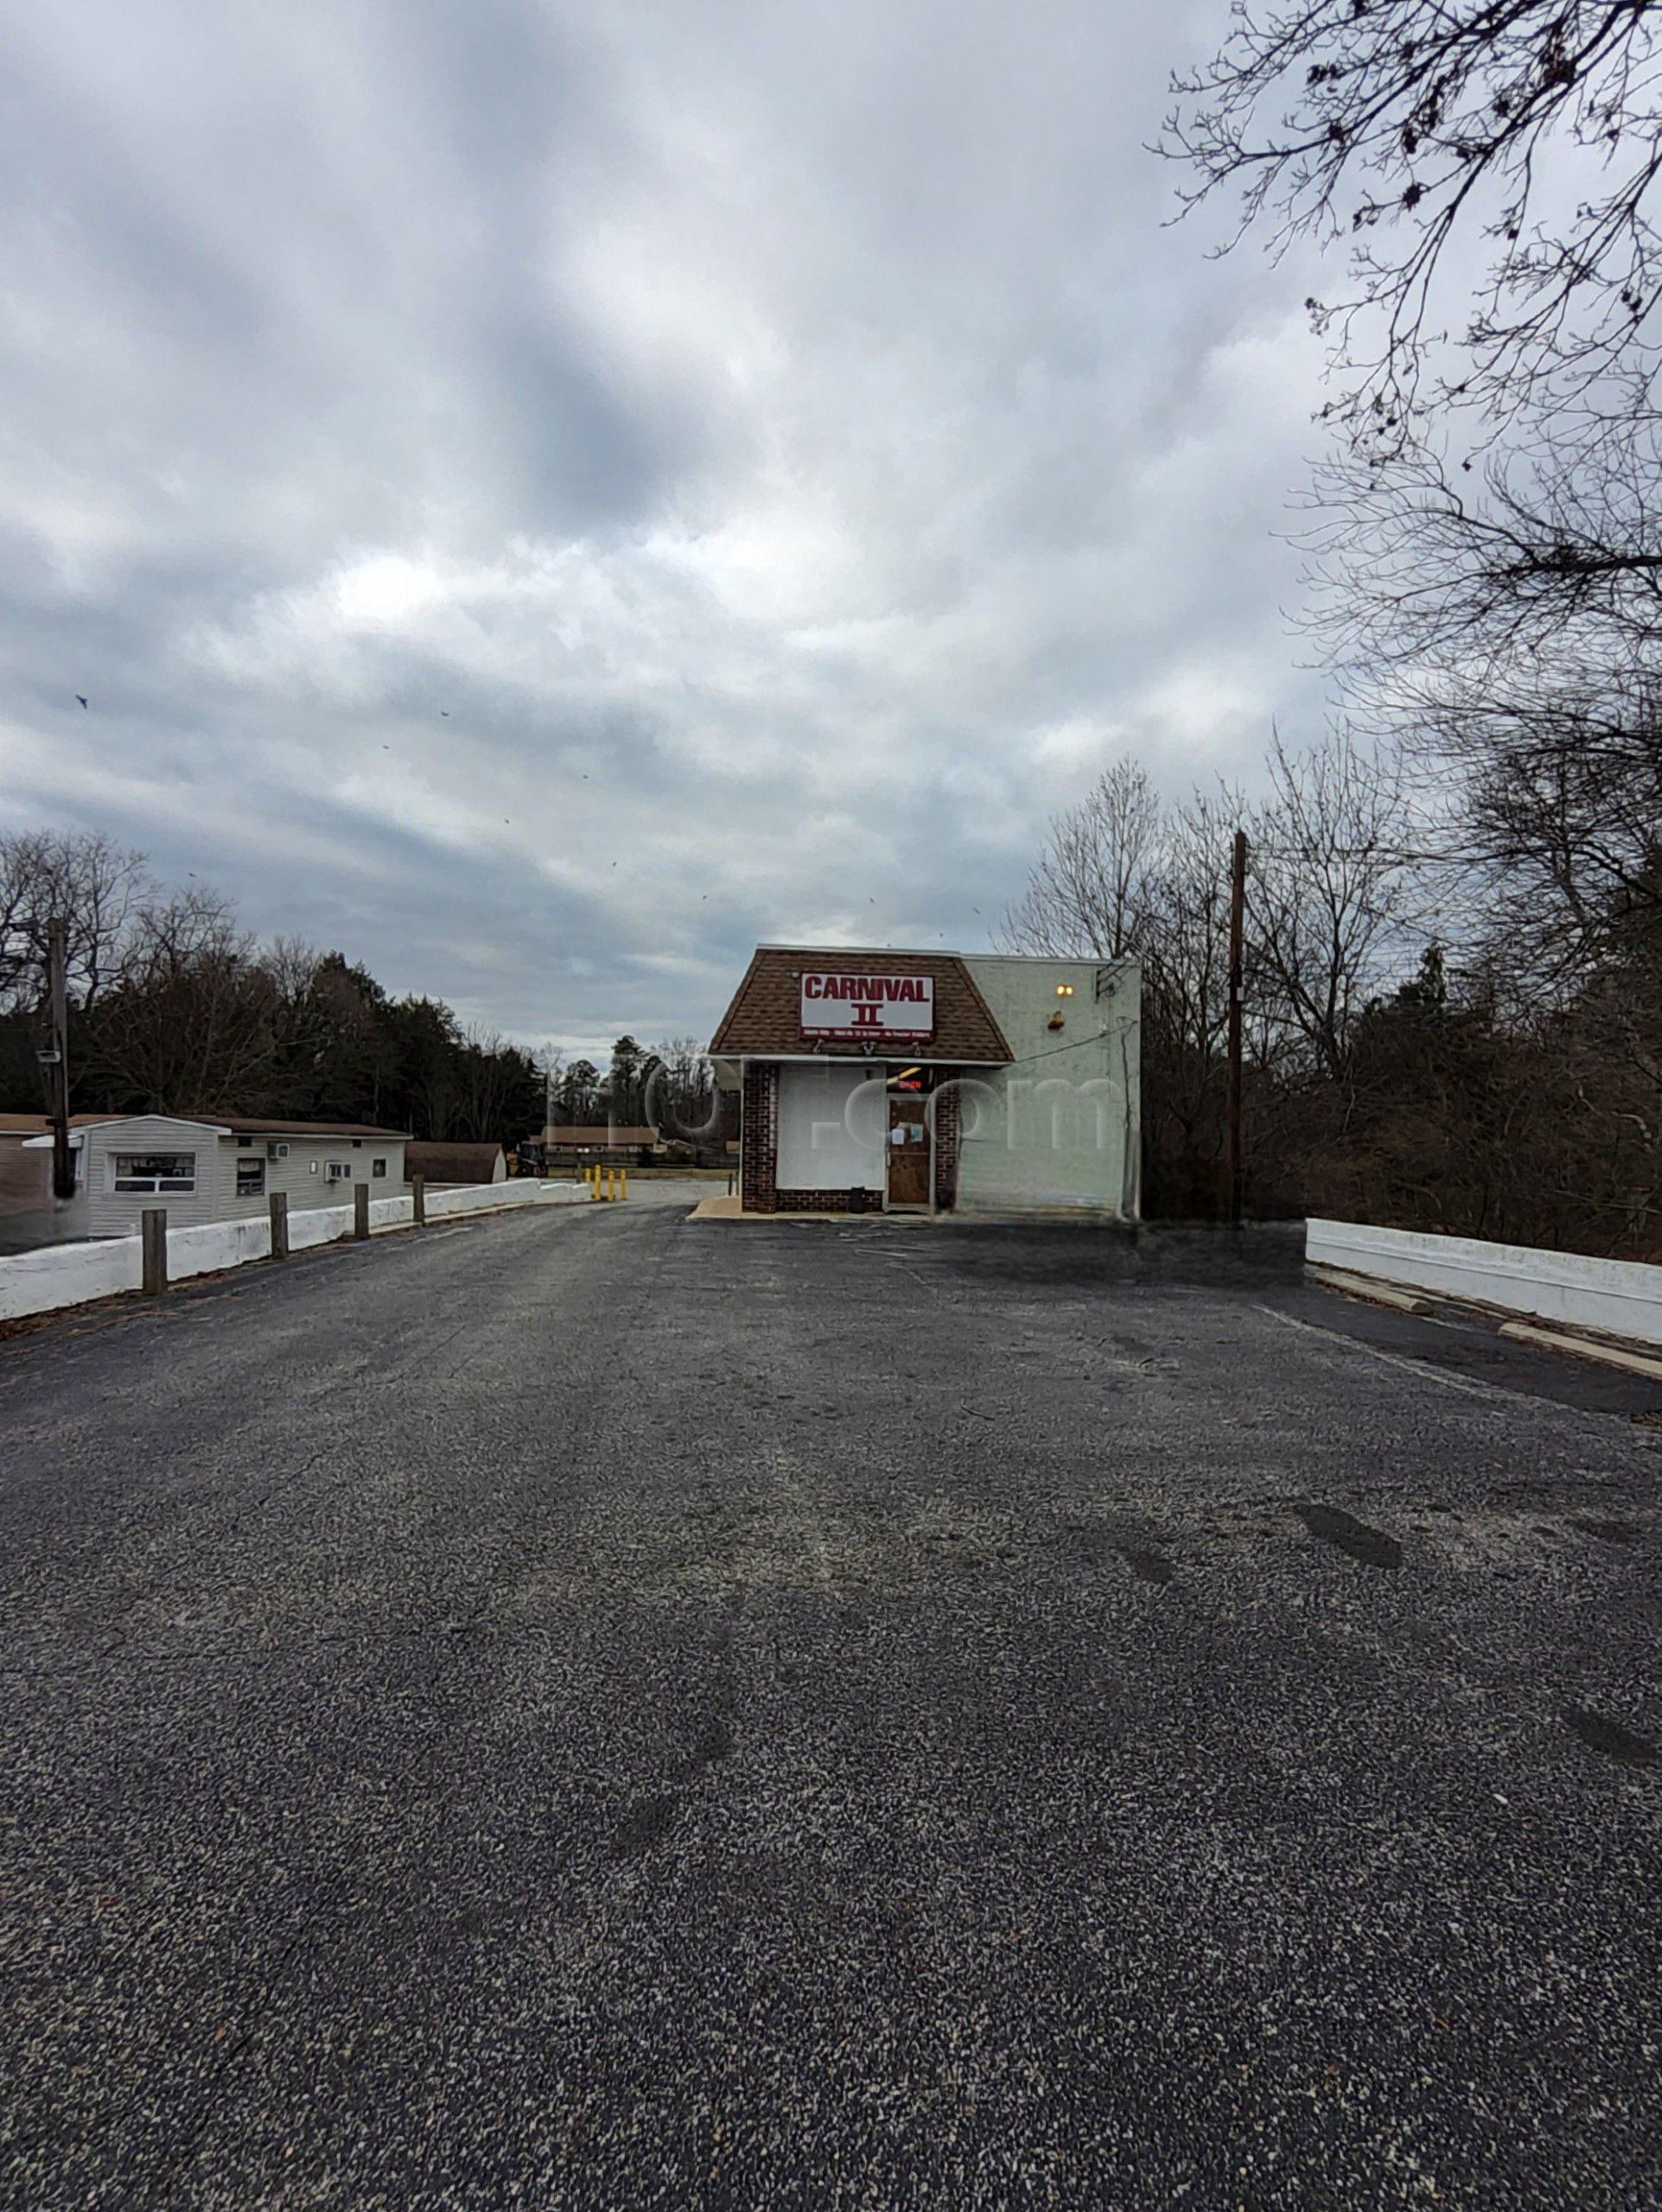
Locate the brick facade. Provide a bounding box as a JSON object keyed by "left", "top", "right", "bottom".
{"left": 931, "top": 1080, "right": 960, "bottom": 1212}
{"left": 773, "top": 1187, "right": 880, "bottom": 1213}
{"left": 739, "top": 1059, "right": 968, "bottom": 1215}
{"left": 740, "top": 1062, "right": 779, "bottom": 1213}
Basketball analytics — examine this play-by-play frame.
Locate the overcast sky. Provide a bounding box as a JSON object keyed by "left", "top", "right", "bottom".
{"left": 0, "top": 0, "right": 1335, "bottom": 1057}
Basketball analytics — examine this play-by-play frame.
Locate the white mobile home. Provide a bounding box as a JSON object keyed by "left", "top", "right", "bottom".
{"left": 22, "top": 1116, "right": 409, "bottom": 1241}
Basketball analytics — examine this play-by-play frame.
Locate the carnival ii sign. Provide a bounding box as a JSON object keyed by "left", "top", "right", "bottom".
{"left": 799, "top": 971, "right": 935, "bottom": 1043}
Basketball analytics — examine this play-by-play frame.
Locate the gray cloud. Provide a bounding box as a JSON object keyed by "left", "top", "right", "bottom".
{"left": 0, "top": 0, "right": 1333, "bottom": 1054}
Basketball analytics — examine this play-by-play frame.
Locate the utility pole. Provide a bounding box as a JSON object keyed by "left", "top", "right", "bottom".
{"left": 1225, "top": 830, "right": 1246, "bottom": 1228}
{"left": 46, "top": 917, "right": 74, "bottom": 1202}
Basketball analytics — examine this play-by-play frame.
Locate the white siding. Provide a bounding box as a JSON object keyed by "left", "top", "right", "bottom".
{"left": 214, "top": 1136, "right": 407, "bottom": 1221}
{"left": 775, "top": 1065, "right": 886, "bottom": 1192}
{"left": 85, "top": 1118, "right": 228, "bottom": 1239}
{"left": 956, "top": 957, "right": 1141, "bottom": 1217}
{"left": 80, "top": 1120, "right": 406, "bottom": 1238}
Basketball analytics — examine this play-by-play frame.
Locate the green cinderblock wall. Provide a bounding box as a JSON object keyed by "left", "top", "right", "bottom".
{"left": 956, "top": 957, "right": 1140, "bottom": 1217}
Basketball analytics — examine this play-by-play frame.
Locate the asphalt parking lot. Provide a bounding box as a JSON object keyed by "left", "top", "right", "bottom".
{"left": 3, "top": 1194, "right": 1660, "bottom": 2208}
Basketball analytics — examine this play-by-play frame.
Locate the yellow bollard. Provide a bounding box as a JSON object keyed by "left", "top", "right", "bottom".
{"left": 620, "top": 1168, "right": 628, "bottom": 1202}
{"left": 606, "top": 1167, "right": 616, "bottom": 1202}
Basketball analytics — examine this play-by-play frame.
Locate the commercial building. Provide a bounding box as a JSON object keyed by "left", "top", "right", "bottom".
{"left": 710, "top": 948, "right": 1139, "bottom": 1217}
{"left": 16, "top": 1115, "right": 409, "bottom": 1241}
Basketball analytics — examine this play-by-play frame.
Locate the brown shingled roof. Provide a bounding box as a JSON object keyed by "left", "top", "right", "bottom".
{"left": 0, "top": 1113, "right": 124, "bottom": 1135}
{"left": 710, "top": 948, "right": 1010, "bottom": 1062}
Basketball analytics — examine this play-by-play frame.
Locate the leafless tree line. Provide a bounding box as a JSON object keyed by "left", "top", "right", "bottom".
{"left": 1002, "top": 702, "right": 1659, "bottom": 1250}
{"left": 0, "top": 833, "right": 543, "bottom": 1143}
{"left": 1130, "top": 0, "right": 1662, "bottom": 1248}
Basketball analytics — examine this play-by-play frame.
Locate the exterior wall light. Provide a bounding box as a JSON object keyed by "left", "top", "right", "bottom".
{"left": 1054, "top": 982, "right": 1074, "bottom": 997}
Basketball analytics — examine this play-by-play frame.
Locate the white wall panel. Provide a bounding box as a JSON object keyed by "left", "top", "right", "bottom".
{"left": 1308, "top": 1219, "right": 1662, "bottom": 1349}
{"left": 775, "top": 1065, "right": 886, "bottom": 1192}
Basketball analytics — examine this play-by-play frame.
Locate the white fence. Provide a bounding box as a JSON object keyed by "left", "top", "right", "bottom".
{"left": 0, "top": 1180, "right": 588, "bottom": 1326}
{"left": 1307, "top": 1218, "right": 1662, "bottom": 1351}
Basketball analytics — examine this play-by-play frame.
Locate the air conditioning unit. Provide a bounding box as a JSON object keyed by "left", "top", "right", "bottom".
{"left": 267, "top": 1141, "right": 290, "bottom": 1160}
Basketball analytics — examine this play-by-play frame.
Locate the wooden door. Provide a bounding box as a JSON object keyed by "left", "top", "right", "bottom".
{"left": 887, "top": 1096, "right": 931, "bottom": 1208}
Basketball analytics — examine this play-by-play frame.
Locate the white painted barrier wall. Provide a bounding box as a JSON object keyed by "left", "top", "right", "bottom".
{"left": 0, "top": 1180, "right": 588, "bottom": 1325}
{"left": 0, "top": 1236, "right": 143, "bottom": 1319}
{"left": 1307, "top": 1218, "right": 1662, "bottom": 1350}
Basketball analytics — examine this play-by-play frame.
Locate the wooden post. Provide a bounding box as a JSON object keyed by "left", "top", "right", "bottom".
{"left": 411, "top": 1173, "right": 425, "bottom": 1226}
{"left": 353, "top": 1181, "right": 370, "bottom": 1241}
{"left": 141, "top": 1207, "right": 168, "bottom": 1295}
{"left": 46, "top": 918, "right": 74, "bottom": 1202}
{"left": 269, "top": 1190, "right": 289, "bottom": 1258}
{"left": 1226, "top": 827, "right": 1247, "bottom": 1227}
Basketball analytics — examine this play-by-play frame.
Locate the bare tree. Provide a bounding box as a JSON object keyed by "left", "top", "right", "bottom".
{"left": 1247, "top": 727, "right": 1417, "bottom": 1081}
{"left": 1299, "top": 400, "right": 1662, "bottom": 715}
{"left": 537, "top": 1044, "right": 565, "bottom": 1136}
{"left": 263, "top": 937, "right": 323, "bottom": 1002}
{"left": 0, "top": 830, "right": 151, "bottom": 1015}
{"left": 645, "top": 1037, "right": 718, "bottom": 1137}
{"left": 1000, "top": 760, "right": 1163, "bottom": 958}
{"left": 1428, "top": 667, "right": 1662, "bottom": 979}
{"left": 453, "top": 1025, "right": 521, "bottom": 1142}
{"left": 86, "top": 887, "right": 281, "bottom": 1112}
{"left": 1295, "top": 424, "right": 1662, "bottom": 979}
{"left": 1162, "top": 1, "right": 1662, "bottom": 435}
{"left": 1000, "top": 767, "right": 1247, "bottom": 1207}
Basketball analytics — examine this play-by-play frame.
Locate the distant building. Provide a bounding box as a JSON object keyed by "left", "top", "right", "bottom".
{"left": 15, "top": 1115, "right": 409, "bottom": 1242}
{"left": 709, "top": 947, "right": 1140, "bottom": 1217}
{"left": 536, "top": 1124, "right": 660, "bottom": 1168}
{"left": 406, "top": 1141, "right": 506, "bottom": 1186}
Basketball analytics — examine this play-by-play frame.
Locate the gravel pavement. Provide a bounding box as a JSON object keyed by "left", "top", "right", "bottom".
{"left": 3, "top": 1193, "right": 1661, "bottom": 2209}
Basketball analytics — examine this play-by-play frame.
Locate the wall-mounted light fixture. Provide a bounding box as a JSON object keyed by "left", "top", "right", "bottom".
{"left": 1054, "top": 982, "right": 1074, "bottom": 997}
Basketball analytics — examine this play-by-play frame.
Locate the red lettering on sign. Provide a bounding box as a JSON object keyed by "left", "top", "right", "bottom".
{"left": 798, "top": 969, "right": 935, "bottom": 1039}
